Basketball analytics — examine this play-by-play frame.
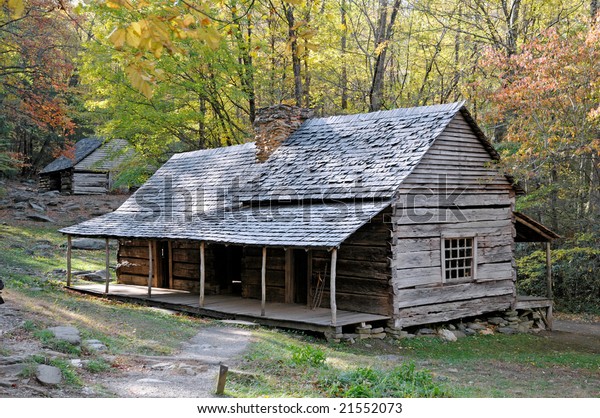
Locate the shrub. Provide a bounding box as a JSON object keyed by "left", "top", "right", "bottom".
{"left": 319, "top": 363, "right": 450, "bottom": 398}
{"left": 517, "top": 245, "right": 600, "bottom": 314}
{"left": 289, "top": 344, "right": 326, "bottom": 367}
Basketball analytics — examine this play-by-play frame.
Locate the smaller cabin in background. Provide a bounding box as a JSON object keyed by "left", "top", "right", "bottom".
{"left": 39, "top": 138, "right": 133, "bottom": 195}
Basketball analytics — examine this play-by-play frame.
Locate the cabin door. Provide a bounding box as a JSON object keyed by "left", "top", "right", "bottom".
{"left": 213, "top": 245, "right": 243, "bottom": 295}
{"left": 285, "top": 249, "right": 309, "bottom": 305}
{"left": 156, "top": 241, "right": 171, "bottom": 288}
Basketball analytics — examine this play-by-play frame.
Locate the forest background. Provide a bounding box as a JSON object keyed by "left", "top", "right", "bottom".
{"left": 1, "top": 0, "right": 599, "bottom": 313}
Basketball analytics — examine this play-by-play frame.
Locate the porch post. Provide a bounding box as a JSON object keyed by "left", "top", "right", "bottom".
{"left": 66, "top": 235, "right": 72, "bottom": 287}
{"left": 148, "top": 241, "right": 153, "bottom": 298}
{"left": 330, "top": 248, "right": 338, "bottom": 326}
{"left": 104, "top": 238, "right": 110, "bottom": 295}
{"left": 261, "top": 246, "right": 267, "bottom": 316}
{"left": 545, "top": 242, "right": 553, "bottom": 299}
{"left": 199, "top": 241, "right": 205, "bottom": 308}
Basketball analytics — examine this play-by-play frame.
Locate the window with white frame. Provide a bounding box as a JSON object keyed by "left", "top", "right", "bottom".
{"left": 442, "top": 237, "right": 476, "bottom": 281}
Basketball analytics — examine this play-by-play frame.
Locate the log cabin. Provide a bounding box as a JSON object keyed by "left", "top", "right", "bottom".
{"left": 60, "top": 102, "right": 557, "bottom": 336}
{"left": 39, "top": 138, "right": 133, "bottom": 194}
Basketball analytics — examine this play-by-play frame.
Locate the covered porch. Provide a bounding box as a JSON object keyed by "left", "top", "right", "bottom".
{"left": 514, "top": 211, "right": 561, "bottom": 329}
{"left": 66, "top": 283, "right": 389, "bottom": 336}
{"left": 59, "top": 201, "right": 393, "bottom": 336}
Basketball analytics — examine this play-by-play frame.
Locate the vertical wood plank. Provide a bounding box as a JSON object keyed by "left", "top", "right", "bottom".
{"left": 261, "top": 246, "right": 267, "bottom": 316}
{"left": 148, "top": 241, "right": 153, "bottom": 298}
{"left": 104, "top": 238, "right": 110, "bottom": 295}
{"left": 66, "top": 235, "right": 72, "bottom": 287}
{"left": 546, "top": 242, "right": 553, "bottom": 299}
{"left": 200, "top": 241, "right": 206, "bottom": 308}
{"left": 330, "top": 248, "right": 338, "bottom": 326}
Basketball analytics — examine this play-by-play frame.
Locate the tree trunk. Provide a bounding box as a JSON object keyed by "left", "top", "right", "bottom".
{"left": 592, "top": 0, "right": 599, "bottom": 21}
{"left": 369, "top": 0, "right": 402, "bottom": 112}
{"left": 286, "top": 6, "right": 303, "bottom": 106}
{"left": 340, "top": 0, "right": 348, "bottom": 110}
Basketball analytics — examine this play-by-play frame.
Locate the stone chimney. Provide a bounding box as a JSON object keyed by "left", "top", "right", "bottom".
{"left": 254, "top": 104, "right": 313, "bottom": 163}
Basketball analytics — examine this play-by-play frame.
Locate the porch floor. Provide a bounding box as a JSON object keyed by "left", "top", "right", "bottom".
{"left": 67, "top": 283, "right": 390, "bottom": 334}
{"left": 515, "top": 295, "right": 553, "bottom": 310}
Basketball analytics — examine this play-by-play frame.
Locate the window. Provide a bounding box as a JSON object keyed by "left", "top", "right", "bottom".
{"left": 442, "top": 237, "right": 476, "bottom": 281}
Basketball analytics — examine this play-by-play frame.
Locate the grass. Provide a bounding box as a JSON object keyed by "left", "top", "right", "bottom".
{"left": 226, "top": 327, "right": 600, "bottom": 398}
{"left": 396, "top": 334, "right": 600, "bottom": 371}
{"left": 2, "top": 223, "right": 209, "bottom": 357}
{"left": 226, "top": 328, "right": 450, "bottom": 398}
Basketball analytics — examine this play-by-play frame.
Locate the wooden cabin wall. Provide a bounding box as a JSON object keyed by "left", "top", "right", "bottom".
{"left": 117, "top": 239, "right": 154, "bottom": 286}
{"left": 391, "top": 113, "right": 516, "bottom": 329}
{"left": 39, "top": 173, "right": 60, "bottom": 192}
{"left": 311, "top": 211, "right": 393, "bottom": 316}
{"left": 241, "top": 247, "right": 286, "bottom": 301}
{"left": 60, "top": 169, "right": 72, "bottom": 194}
{"left": 73, "top": 170, "right": 109, "bottom": 195}
{"left": 117, "top": 239, "right": 217, "bottom": 292}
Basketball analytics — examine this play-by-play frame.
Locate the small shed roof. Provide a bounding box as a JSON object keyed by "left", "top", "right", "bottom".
{"left": 40, "top": 137, "right": 103, "bottom": 174}
{"left": 515, "top": 212, "right": 560, "bottom": 242}
{"left": 75, "top": 138, "right": 132, "bottom": 172}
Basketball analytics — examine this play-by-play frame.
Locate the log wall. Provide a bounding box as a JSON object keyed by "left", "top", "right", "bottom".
{"left": 391, "top": 113, "right": 516, "bottom": 328}
{"left": 309, "top": 211, "right": 393, "bottom": 316}
{"left": 117, "top": 239, "right": 218, "bottom": 293}
{"left": 73, "top": 170, "right": 109, "bottom": 195}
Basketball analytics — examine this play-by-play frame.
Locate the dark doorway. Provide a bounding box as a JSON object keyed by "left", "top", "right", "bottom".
{"left": 213, "top": 245, "right": 243, "bottom": 295}
{"left": 157, "top": 241, "right": 170, "bottom": 288}
{"left": 293, "top": 249, "right": 308, "bottom": 304}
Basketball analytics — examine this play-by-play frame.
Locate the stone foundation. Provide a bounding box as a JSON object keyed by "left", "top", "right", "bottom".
{"left": 328, "top": 308, "right": 549, "bottom": 343}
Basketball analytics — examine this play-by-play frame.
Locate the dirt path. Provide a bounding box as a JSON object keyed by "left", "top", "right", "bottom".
{"left": 94, "top": 327, "right": 254, "bottom": 398}
{"left": 553, "top": 320, "right": 600, "bottom": 337}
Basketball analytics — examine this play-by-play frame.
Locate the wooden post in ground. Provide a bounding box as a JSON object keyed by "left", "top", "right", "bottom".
{"left": 148, "top": 241, "right": 153, "bottom": 298}
{"left": 261, "top": 246, "right": 267, "bottom": 316}
{"left": 199, "top": 241, "right": 205, "bottom": 308}
{"left": 545, "top": 242, "right": 553, "bottom": 299}
{"left": 215, "top": 364, "right": 229, "bottom": 395}
{"left": 545, "top": 241, "right": 554, "bottom": 331}
{"left": 104, "top": 238, "right": 110, "bottom": 295}
{"left": 66, "top": 235, "right": 72, "bottom": 287}
{"left": 330, "top": 248, "right": 338, "bottom": 326}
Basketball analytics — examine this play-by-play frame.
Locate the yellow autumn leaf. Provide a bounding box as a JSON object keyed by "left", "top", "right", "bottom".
{"left": 299, "top": 28, "right": 317, "bottom": 40}
{"left": 291, "top": 20, "right": 307, "bottom": 31}
{"left": 126, "top": 27, "right": 141, "bottom": 48}
{"left": 182, "top": 14, "right": 195, "bottom": 27}
{"left": 153, "top": 43, "right": 164, "bottom": 58}
{"left": 7, "top": 0, "right": 24, "bottom": 18}
{"left": 306, "top": 42, "right": 319, "bottom": 51}
{"left": 130, "top": 21, "right": 142, "bottom": 36}
{"left": 199, "top": 27, "right": 221, "bottom": 50}
{"left": 282, "top": 0, "right": 303, "bottom": 5}
{"left": 108, "top": 27, "right": 127, "bottom": 49}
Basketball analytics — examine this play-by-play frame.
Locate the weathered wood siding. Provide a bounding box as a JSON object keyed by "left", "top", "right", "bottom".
{"left": 391, "top": 113, "right": 516, "bottom": 328}
{"left": 73, "top": 170, "right": 109, "bottom": 195}
{"left": 117, "top": 239, "right": 217, "bottom": 292}
{"left": 241, "top": 247, "right": 286, "bottom": 301}
{"left": 311, "top": 211, "right": 393, "bottom": 316}
{"left": 73, "top": 139, "right": 132, "bottom": 194}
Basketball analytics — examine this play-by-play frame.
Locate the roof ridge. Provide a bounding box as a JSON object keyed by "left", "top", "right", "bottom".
{"left": 305, "top": 101, "right": 464, "bottom": 126}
